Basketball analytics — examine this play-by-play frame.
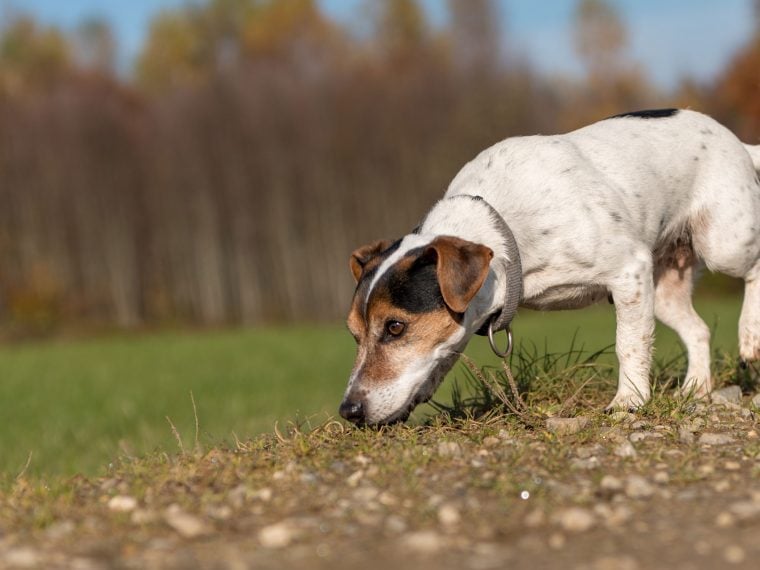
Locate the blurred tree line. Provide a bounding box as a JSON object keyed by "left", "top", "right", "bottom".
{"left": 0, "top": 0, "right": 758, "bottom": 334}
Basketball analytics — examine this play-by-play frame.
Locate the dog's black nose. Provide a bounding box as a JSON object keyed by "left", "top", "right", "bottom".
{"left": 339, "top": 399, "right": 365, "bottom": 424}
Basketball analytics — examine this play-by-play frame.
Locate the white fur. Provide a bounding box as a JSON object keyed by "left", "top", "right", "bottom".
{"left": 350, "top": 110, "right": 760, "bottom": 420}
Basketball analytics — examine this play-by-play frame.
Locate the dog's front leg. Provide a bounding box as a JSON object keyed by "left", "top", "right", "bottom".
{"left": 606, "top": 250, "right": 656, "bottom": 411}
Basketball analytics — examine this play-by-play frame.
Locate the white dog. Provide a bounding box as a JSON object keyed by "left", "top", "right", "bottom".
{"left": 340, "top": 109, "right": 760, "bottom": 425}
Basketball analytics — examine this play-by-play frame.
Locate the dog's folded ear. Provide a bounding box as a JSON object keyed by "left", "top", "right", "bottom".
{"left": 424, "top": 236, "right": 493, "bottom": 313}
{"left": 350, "top": 239, "right": 395, "bottom": 282}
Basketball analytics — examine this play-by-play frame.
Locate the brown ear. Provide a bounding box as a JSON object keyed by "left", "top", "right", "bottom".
{"left": 426, "top": 236, "right": 493, "bottom": 313}
{"left": 349, "top": 239, "right": 395, "bottom": 282}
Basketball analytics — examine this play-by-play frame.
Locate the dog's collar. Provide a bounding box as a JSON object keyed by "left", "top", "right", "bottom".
{"left": 473, "top": 201, "right": 523, "bottom": 339}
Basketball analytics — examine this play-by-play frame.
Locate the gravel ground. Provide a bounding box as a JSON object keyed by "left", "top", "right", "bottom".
{"left": 1, "top": 386, "right": 760, "bottom": 570}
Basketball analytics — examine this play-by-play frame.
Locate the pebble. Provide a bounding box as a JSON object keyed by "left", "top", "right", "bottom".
{"left": 570, "top": 456, "right": 601, "bottom": 470}
{"left": 164, "top": 505, "right": 211, "bottom": 539}
{"left": 546, "top": 417, "right": 589, "bottom": 436}
{"left": 614, "top": 441, "right": 637, "bottom": 458}
{"left": 554, "top": 507, "right": 595, "bottom": 532}
{"left": 402, "top": 531, "right": 445, "bottom": 553}
{"left": 524, "top": 509, "right": 546, "bottom": 528}
{"left": 346, "top": 470, "right": 364, "bottom": 487}
{"left": 653, "top": 471, "right": 669, "bottom": 484}
{"left": 752, "top": 393, "right": 760, "bottom": 408}
{"left": 723, "top": 545, "right": 746, "bottom": 564}
{"left": 3, "top": 547, "right": 41, "bottom": 568}
{"left": 437, "top": 441, "right": 463, "bottom": 458}
{"left": 592, "top": 555, "right": 639, "bottom": 570}
{"left": 629, "top": 431, "right": 662, "bottom": 443}
{"left": 699, "top": 432, "right": 735, "bottom": 445}
{"left": 385, "top": 515, "right": 407, "bottom": 534}
{"left": 108, "top": 495, "right": 137, "bottom": 513}
{"left": 678, "top": 427, "right": 695, "bottom": 444}
{"left": 259, "top": 521, "right": 299, "bottom": 548}
{"left": 482, "top": 436, "right": 500, "bottom": 447}
{"left": 599, "top": 475, "right": 623, "bottom": 494}
{"left": 437, "top": 504, "right": 461, "bottom": 527}
{"left": 625, "top": 476, "right": 654, "bottom": 499}
{"left": 729, "top": 500, "right": 760, "bottom": 523}
{"left": 712, "top": 385, "right": 742, "bottom": 405}
{"left": 610, "top": 411, "right": 636, "bottom": 424}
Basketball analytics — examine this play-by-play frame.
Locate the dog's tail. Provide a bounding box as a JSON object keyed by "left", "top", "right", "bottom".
{"left": 744, "top": 144, "right": 760, "bottom": 174}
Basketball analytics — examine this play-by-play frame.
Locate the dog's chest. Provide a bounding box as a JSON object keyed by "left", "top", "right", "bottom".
{"left": 521, "top": 284, "right": 609, "bottom": 311}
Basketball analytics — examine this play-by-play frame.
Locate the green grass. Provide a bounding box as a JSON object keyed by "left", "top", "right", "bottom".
{"left": 0, "top": 295, "right": 746, "bottom": 477}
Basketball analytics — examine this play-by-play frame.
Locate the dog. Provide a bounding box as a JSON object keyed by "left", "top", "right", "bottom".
{"left": 340, "top": 109, "right": 760, "bottom": 425}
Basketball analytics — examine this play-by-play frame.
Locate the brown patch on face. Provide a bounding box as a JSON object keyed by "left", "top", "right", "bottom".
{"left": 354, "top": 293, "right": 461, "bottom": 387}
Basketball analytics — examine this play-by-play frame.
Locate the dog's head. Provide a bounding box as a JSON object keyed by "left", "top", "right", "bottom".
{"left": 340, "top": 234, "right": 494, "bottom": 425}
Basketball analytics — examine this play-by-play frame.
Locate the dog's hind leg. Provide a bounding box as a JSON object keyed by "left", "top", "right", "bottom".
{"left": 653, "top": 254, "right": 711, "bottom": 397}
{"left": 606, "top": 246, "right": 656, "bottom": 411}
{"left": 740, "top": 259, "right": 760, "bottom": 363}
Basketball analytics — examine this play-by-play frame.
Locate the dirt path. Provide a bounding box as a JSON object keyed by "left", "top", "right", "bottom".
{"left": 1, "top": 387, "right": 759, "bottom": 570}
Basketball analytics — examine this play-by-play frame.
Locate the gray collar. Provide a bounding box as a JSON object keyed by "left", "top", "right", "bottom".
{"left": 474, "top": 200, "right": 523, "bottom": 338}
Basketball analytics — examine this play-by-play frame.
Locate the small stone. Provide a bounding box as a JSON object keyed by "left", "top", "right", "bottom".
{"left": 599, "top": 475, "right": 623, "bottom": 494}
{"left": 346, "top": 470, "right": 364, "bottom": 486}
{"left": 629, "top": 420, "right": 648, "bottom": 430}
{"left": 482, "top": 436, "right": 500, "bottom": 447}
{"left": 592, "top": 555, "right": 639, "bottom": 570}
{"left": 699, "top": 432, "right": 735, "bottom": 445}
{"left": 715, "top": 512, "right": 736, "bottom": 527}
{"left": 108, "top": 495, "right": 137, "bottom": 513}
{"left": 164, "top": 505, "right": 211, "bottom": 538}
{"left": 546, "top": 417, "right": 589, "bottom": 436}
{"left": 524, "top": 509, "right": 546, "bottom": 528}
{"left": 131, "top": 508, "right": 158, "bottom": 525}
{"left": 3, "top": 548, "right": 41, "bottom": 568}
{"left": 437, "top": 503, "right": 461, "bottom": 527}
{"left": 437, "top": 441, "right": 463, "bottom": 458}
{"left": 751, "top": 393, "right": 760, "bottom": 408}
{"left": 548, "top": 532, "right": 566, "bottom": 549}
{"left": 629, "top": 431, "right": 663, "bottom": 443}
{"left": 259, "top": 521, "right": 299, "bottom": 548}
{"left": 678, "top": 428, "right": 695, "bottom": 444}
{"left": 625, "top": 476, "right": 654, "bottom": 499}
{"left": 402, "top": 531, "right": 445, "bottom": 553}
{"left": 614, "top": 441, "right": 637, "bottom": 458}
{"left": 252, "top": 487, "right": 273, "bottom": 502}
{"left": 724, "top": 461, "right": 741, "bottom": 471}
{"left": 570, "top": 456, "right": 601, "bottom": 470}
{"left": 712, "top": 385, "right": 742, "bottom": 405}
{"left": 653, "top": 471, "right": 669, "bottom": 484}
{"left": 554, "top": 507, "right": 595, "bottom": 532}
{"left": 385, "top": 515, "right": 407, "bottom": 534}
{"left": 593, "top": 504, "right": 633, "bottom": 527}
{"left": 723, "top": 545, "right": 746, "bottom": 564}
{"left": 353, "top": 485, "right": 379, "bottom": 503}
{"left": 729, "top": 501, "right": 760, "bottom": 523}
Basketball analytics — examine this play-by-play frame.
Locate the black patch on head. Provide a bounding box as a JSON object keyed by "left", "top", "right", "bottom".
{"left": 386, "top": 253, "right": 444, "bottom": 314}
{"left": 609, "top": 108, "right": 679, "bottom": 120}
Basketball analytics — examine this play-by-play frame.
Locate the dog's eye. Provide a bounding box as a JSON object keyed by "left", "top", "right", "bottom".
{"left": 385, "top": 320, "right": 406, "bottom": 337}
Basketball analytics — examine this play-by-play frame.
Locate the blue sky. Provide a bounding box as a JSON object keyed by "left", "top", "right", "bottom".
{"left": 3, "top": 0, "right": 756, "bottom": 89}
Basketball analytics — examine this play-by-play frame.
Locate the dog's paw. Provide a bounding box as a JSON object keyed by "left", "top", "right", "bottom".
{"left": 677, "top": 378, "right": 711, "bottom": 400}
{"left": 605, "top": 393, "right": 647, "bottom": 413}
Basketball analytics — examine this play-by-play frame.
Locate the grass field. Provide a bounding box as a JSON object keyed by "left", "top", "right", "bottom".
{"left": 0, "top": 295, "right": 746, "bottom": 477}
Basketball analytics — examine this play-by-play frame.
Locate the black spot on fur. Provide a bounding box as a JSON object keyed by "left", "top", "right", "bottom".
{"left": 386, "top": 255, "right": 444, "bottom": 314}
{"left": 609, "top": 108, "right": 679, "bottom": 120}
{"left": 700, "top": 143, "right": 707, "bottom": 150}
{"left": 610, "top": 212, "right": 623, "bottom": 223}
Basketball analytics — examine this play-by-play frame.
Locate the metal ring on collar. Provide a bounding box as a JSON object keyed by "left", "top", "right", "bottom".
{"left": 487, "top": 319, "right": 513, "bottom": 358}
